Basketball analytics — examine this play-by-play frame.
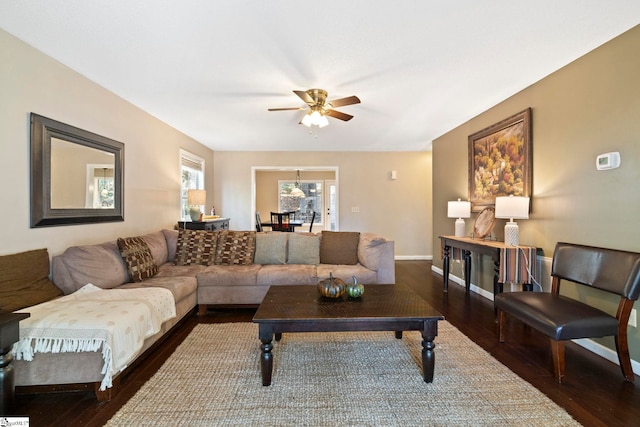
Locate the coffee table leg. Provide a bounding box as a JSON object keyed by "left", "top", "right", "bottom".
{"left": 421, "top": 320, "right": 438, "bottom": 383}
{"left": 260, "top": 338, "right": 273, "bottom": 386}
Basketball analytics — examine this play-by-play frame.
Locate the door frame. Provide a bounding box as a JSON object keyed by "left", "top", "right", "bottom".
{"left": 251, "top": 166, "right": 339, "bottom": 231}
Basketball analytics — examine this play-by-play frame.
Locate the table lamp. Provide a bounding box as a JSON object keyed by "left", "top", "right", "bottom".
{"left": 187, "top": 189, "right": 206, "bottom": 221}
{"left": 494, "top": 195, "right": 530, "bottom": 246}
{"left": 447, "top": 199, "right": 471, "bottom": 237}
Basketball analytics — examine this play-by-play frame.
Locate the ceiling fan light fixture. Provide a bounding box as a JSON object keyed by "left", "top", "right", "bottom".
{"left": 310, "top": 110, "right": 322, "bottom": 125}
{"left": 318, "top": 115, "right": 329, "bottom": 128}
{"left": 269, "top": 88, "right": 359, "bottom": 128}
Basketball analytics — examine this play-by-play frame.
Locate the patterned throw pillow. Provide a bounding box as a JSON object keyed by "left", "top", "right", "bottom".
{"left": 117, "top": 236, "right": 159, "bottom": 282}
{"left": 174, "top": 229, "right": 218, "bottom": 266}
{"left": 319, "top": 231, "right": 360, "bottom": 265}
{"left": 215, "top": 230, "right": 256, "bottom": 265}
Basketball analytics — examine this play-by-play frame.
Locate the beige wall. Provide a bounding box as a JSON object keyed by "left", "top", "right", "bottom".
{"left": 213, "top": 151, "right": 432, "bottom": 257}
{"left": 432, "top": 25, "right": 640, "bottom": 358}
{"left": 0, "top": 29, "right": 214, "bottom": 256}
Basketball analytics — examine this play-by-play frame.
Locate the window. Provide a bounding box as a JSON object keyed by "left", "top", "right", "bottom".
{"left": 180, "top": 149, "right": 205, "bottom": 220}
{"left": 278, "top": 180, "right": 323, "bottom": 225}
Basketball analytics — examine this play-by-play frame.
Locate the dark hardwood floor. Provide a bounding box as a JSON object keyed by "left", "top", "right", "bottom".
{"left": 11, "top": 261, "right": 640, "bottom": 426}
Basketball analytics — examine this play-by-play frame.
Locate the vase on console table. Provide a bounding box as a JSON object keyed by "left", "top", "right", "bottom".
{"left": 189, "top": 207, "right": 202, "bottom": 221}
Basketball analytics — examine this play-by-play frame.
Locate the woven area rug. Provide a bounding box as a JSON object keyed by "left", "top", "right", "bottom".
{"left": 107, "top": 322, "right": 580, "bottom": 426}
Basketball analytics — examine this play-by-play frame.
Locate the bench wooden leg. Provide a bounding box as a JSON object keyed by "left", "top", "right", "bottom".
{"left": 616, "top": 298, "right": 636, "bottom": 382}
{"left": 95, "top": 375, "right": 120, "bottom": 402}
{"left": 550, "top": 339, "right": 565, "bottom": 383}
{"left": 615, "top": 333, "right": 635, "bottom": 382}
{"left": 497, "top": 310, "right": 506, "bottom": 342}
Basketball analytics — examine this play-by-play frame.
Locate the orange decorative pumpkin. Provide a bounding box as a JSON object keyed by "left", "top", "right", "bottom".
{"left": 317, "top": 272, "right": 346, "bottom": 298}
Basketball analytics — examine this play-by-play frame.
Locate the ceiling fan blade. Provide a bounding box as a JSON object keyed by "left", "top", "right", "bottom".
{"left": 328, "top": 95, "right": 361, "bottom": 108}
{"left": 293, "top": 90, "right": 315, "bottom": 105}
{"left": 325, "top": 109, "right": 354, "bottom": 121}
{"left": 268, "top": 107, "right": 306, "bottom": 111}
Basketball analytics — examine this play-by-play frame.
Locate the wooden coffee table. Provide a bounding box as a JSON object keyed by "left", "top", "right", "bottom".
{"left": 252, "top": 284, "right": 444, "bottom": 386}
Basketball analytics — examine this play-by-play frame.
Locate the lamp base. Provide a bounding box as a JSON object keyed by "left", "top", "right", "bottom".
{"left": 189, "top": 206, "right": 202, "bottom": 221}
{"left": 455, "top": 218, "right": 466, "bottom": 237}
{"left": 504, "top": 221, "right": 519, "bottom": 246}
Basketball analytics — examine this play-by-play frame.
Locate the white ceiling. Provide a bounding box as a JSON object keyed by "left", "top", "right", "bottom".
{"left": 2, "top": 1, "right": 639, "bottom": 152}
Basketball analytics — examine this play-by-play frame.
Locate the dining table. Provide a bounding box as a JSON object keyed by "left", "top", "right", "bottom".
{"left": 260, "top": 219, "right": 305, "bottom": 231}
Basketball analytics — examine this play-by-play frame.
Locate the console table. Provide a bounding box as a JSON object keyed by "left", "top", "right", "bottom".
{"left": 178, "top": 218, "right": 230, "bottom": 231}
{"left": 439, "top": 235, "right": 538, "bottom": 297}
{"left": 1, "top": 312, "right": 30, "bottom": 415}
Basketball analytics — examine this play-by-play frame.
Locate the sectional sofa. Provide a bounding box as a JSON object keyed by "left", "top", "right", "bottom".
{"left": 5, "top": 228, "right": 394, "bottom": 400}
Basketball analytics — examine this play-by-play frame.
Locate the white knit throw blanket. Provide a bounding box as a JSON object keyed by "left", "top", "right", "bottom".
{"left": 13, "top": 284, "right": 176, "bottom": 391}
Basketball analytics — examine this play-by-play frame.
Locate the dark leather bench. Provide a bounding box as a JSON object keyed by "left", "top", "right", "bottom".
{"left": 495, "top": 242, "right": 640, "bottom": 383}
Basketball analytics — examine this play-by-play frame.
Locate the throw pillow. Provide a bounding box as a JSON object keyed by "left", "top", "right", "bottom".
{"left": 117, "top": 236, "right": 159, "bottom": 282}
{"left": 174, "top": 229, "right": 218, "bottom": 266}
{"left": 254, "top": 232, "right": 287, "bottom": 265}
{"left": 288, "top": 233, "right": 320, "bottom": 265}
{"left": 215, "top": 230, "right": 256, "bottom": 265}
{"left": 319, "top": 231, "right": 360, "bottom": 265}
{"left": 0, "top": 248, "right": 62, "bottom": 312}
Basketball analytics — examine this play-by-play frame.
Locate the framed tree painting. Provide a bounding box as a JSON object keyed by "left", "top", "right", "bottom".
{"left": 468, "top": 108, "right": 532, "bottom": 212}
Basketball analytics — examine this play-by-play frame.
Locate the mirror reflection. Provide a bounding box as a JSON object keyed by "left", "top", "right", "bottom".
{"left": 50, "top": 138, "right": 115, "bottom": 209}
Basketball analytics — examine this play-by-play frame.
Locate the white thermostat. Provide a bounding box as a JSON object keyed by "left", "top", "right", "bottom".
{"left": 596, "top": 152, "right": 621, "bottom": 170}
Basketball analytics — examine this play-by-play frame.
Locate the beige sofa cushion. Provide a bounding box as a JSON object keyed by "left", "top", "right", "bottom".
{"left": 257, "top": 264, "right": 318, "bottom": 286}
{"left": 254, "top": 232, "right": 287, "bottom": 265}
{"left": 317, "top": 264, "right": 378, "bottom": 285}
{"left": 120, "top": 275, "right": 197, "bottom": 303}
{"left": 58, "top": 241, "right": 128, "bottom": 290}
{"left": 197, "top": 264, "right": 261, "bottom": 287}
{"left": 141, "top": 230, "right": 170, "bottom": 265}
{"left": 162, "top": 229, "right": 179, "bottom": 262}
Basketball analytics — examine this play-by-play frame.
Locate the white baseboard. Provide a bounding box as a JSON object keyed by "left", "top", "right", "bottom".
{"left": 430, "top": 262, "right": 640, "bottom": 377}
{"left": 395, "top": 255, "right": 432, "bottom": 261}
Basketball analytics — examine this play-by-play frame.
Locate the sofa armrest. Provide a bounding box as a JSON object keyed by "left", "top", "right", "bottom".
{"left": 375, "top": 241, "right": 395, "bottom": 284}
{"left": 357, "top": 233, "right": 395, "bottom": 284}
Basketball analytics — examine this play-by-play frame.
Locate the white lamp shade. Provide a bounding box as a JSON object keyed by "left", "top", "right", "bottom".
{"left": 447, "top": 199, "right": 471, "bottom": 218}
{"left": 301, "top": 114, "right": 312, "bottom": 127}
{"left": 290, "top": 187, "right": 306, "bottom": 198}
{"left": 187, "top": 189, "right": 206, "bottom": 206}
{"left": 495, "top": 196, "right": 529, "bottom": 220}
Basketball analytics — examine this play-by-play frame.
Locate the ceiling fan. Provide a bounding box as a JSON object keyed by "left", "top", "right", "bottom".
{"left": 268, "top": 89, "right": 361, "bottom": 128}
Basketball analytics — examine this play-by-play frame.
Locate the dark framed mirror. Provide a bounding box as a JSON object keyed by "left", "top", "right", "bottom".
{"left": 30, "top": 113, "right": 124, "bottom": 227}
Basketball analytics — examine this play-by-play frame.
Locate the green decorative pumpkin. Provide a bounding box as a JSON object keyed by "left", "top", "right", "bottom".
{"left": 346, "top": 276, "right": 365, "bottom": 298}
{"left": 317, "top": 272, "right": 346, "bottom": 298}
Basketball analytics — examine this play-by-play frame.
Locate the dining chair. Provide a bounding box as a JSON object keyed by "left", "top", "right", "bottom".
{"left": 270, "top": 212, "right": 292, "bottom": 232}
{"left": 308, "top": 211, "right": 317, "bottom": 233}
{"left": 256, "top": 211, "right": 263, "bottom": 232}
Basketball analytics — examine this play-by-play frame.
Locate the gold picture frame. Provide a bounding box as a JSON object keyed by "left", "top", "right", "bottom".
{"left": 468, "top": 108, "right": 532, "bottom": 212}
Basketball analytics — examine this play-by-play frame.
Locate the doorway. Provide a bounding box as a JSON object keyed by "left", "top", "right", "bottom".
{"left": 252, "top": 166, "right": 339, "bottom": 232}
